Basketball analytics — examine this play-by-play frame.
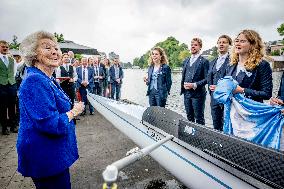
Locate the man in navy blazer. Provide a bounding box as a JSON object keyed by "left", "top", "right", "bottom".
{"left": 93, "top": 58, "right": 105, "bottom": 96}
{"left": 207, "top": 35, "right": 232, "bottom": 131}
{"left": 109, "top": 56, "right": 123, "bottom": 100}
{"left": 270, "top": 73, "right": 284, "bottom": 105}
{"left": 0, "top": 40, "right": 18, "bottom": 135}
{"left": 76, "top": 57, "right": 94, "bottom": 115}
{"left": 181, "top": 38, "right": 209, "bottom": 125}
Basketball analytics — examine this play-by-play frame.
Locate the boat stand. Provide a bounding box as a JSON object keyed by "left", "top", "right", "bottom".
{"left": 102, "top": 135, "right": 174, "bottom": 189}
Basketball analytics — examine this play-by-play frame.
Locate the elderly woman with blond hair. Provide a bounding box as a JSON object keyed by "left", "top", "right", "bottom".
{"left": 17, "top": 31, "right": 84, "bottom": 189}
{"left": 144, "top": 47, "right": 172, "bottom": 107}
{"left": 226, "top": 29, "right": 273, "bottom": 102}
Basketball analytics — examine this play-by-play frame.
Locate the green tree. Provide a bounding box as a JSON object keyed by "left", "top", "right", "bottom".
{"left": 54, "top": 32, "right": 65, "bottom": 42}
{"left": 211, "top": 46, "right": 218, "bottom": 58}
{"left": 271, "top": 50, "right": 280, "bottom": 56}
{"left": 74, "top": 54, "right": 83, "bottom": 60}
{"left": 133, "top": 57, "right": 140, "bottom": 66}
{"left": 132, "top": 36, "right": 190, "bottom": 68}
{"left": 277, "top": 23, "right": 284, "bottom": 44}
{"left": 138, "top": 56, "right": 146, "bottom": 68}
{"left": 178, "top": 50, "right": 191, "bottom": 64}
{"left": 9, "top": 35, "right": 20, "bottom": 50}
{"left": 277, "top": 23, "right": 284, "bottom": 37}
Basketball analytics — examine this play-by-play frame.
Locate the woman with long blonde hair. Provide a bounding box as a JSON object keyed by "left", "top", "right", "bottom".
{"left": 226, "top": 29, "right": 272, "bottom": 102}
{"left": 144, "top": 47, "right": 172, "bottom": 107}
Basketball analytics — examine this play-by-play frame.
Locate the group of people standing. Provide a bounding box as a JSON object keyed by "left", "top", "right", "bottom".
{"left": 145, "top": 29, "right": 280, "bottom": 132}
{"left": 1, "top": 28, "right": 282, "bottom": 189}
{"left": 54, "top": 52, "right": 124, "bottom": 115}
{"left": 1, "top": 32, "right": 124, "bottom": 188}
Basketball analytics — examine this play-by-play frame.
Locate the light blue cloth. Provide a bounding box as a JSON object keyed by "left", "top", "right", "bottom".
{"left": 214, "top": 76, "right": 284, "bottom": 150}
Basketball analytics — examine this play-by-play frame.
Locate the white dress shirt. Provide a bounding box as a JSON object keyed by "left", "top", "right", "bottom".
{"left": 189, "top": 52, "right": 201, "bottom": 66}
{"left": 216, "top": 53, "right": 229, "bottom": 71}
{"left": 236, "top": 64, "right": 252, "bottom": 77}
{"left": 189, "top": 52, "right": 201, "bottom": 89}
{"left": 81, "top": 66, "right": 89, "bottom": 84}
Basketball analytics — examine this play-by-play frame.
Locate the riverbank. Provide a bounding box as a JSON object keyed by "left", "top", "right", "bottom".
{"left": 0, "top": 112, "right": 186, "bottom": 189}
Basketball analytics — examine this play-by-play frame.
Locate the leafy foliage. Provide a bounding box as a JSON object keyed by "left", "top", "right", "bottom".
{"left": 54, "top": 32, "right": 65, "bottom": 42}
{"left": 277, "top": 23, "right": 284, "bottom": 37}
{"left": 133, "top": 36, "right": 190, "bottom": 68}
{"left": 74, "top": 54, "right": 83, "bottom": 60}
{"left": 271, "top": 49, "right": 280, "bottom": 56}
{"left": 9, "top": 35, "right": 20, "bottom": 50}
{"left": 211, "top": 46, "right": 218, "bottom": 58}
{"left": 277, "top": 23, "right": 284, "bottom": 44}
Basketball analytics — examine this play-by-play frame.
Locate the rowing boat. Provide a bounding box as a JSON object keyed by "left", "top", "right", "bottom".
{"left": 87, "top": 93, "right": 284, "bottom": 189}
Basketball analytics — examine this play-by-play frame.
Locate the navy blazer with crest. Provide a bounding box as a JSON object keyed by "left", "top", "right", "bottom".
{"left": 207, "top": 55, "right": 230, "bottom": 95}
{"left": 180, "top": 56, "right": 209, "bottom": 97}
{"left": 76, "top": 66, "right": 94, "bottom": 90}
{"left": 146, "top": 64, "right": 172, "bottom": 99}
{"left": 278, "top": 73, "right": 284, "bottom": 101}
{"left": 93, "top": 65, "right": 105, "bottom": 84}
{"left": 109, "top": 65, "right": 123, "bottom": 84}
{"left": 225, "top": 60, "right": 272, "bottom": 102}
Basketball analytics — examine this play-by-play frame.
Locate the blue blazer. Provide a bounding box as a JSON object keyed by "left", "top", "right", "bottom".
{"left": 226, "top": 60, "right": 272, "bottom": 102}
{"left": 76, "top": 66, "right": 94, "bottom": 89}
{"left": 109, "top": 65, "right": 123, "bottom": 84}
{"left": 278, "top": 73, "right": 284, "bottom": 101}
{"left": 207, "top": 56, "right": 230, "bottom": 95}
{"left": 93, "top": 66, "right": 105, "bottom": 85}
{"left": 146, "top": 64, "right": 172, "bottom": 99}
{"left": 180, "top": 56, "right": 209, "bottom": 97}
{"left": 17, "top": 67, "right": 78, "bottom": 178}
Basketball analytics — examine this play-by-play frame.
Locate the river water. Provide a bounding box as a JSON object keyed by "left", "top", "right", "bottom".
{"left": 121, "top": 69, "right": 282, "bottom": 126}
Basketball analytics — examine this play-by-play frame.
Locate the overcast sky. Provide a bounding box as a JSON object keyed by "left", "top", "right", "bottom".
{"left": 1, "top": 0, "right": 284, "bottom": 62}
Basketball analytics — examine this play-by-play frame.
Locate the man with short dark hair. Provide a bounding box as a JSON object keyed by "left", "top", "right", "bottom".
{"left": 68, "top": 51, "right": 75, "bottom": 64}
{"left": 93, "top": 57, "right": 105, "bottom": 96}
{"left": 0, "top": 40, "right": 18, "bottom": 135}
{"left": 109, "top": 56, "right": 123, "bottom": 100}
{"left": 207, "top": 35, "right": 232, "bottom": 131}
{"left": 181, "top": 38, "right": 209, "bottom": 125}
{"left": 76, "top": 57, "right": 94, "bottom": 115}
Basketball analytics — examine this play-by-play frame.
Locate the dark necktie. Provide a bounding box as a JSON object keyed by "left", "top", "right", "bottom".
{"left": 83, "top": 68, "right": 86, "bottom": 81}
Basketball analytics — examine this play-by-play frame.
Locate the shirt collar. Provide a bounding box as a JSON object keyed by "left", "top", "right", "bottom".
{"left": 218, "top": 52, "right": 229, "bottom": 60}
{"left": 192, "top": 52, "right": 201, "bottom": 59}
{"left": 0, "top": 53, "right": 8, "bottom": 59}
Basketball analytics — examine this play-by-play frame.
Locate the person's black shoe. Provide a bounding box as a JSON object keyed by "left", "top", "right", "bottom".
{"left": 81, "top": 112, "right": 86, "bottom": 116}
{"left": 2, "top": 130, "right": 10, "bottom": 135}
{"left": 10, "top": 127, "right": 18, "bottom": 133}
{"left": 90, "top": 112, "right": 94, "bottom": 115}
